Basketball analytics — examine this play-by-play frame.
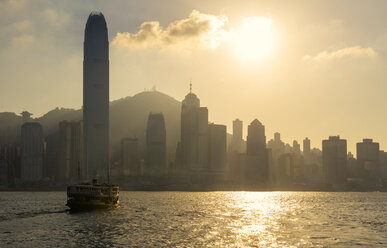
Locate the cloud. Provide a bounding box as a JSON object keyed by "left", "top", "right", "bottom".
{"left": 12, "top": 20, "right": 31, "bottom": 32}
{"left": 111, "top": 10, "right": 230, "bottom": 50}
{"left": 40, "top": 8, "right": 58, "bottom": 22}
{"left": 11, "top": 34, "right": 34, "bottom": 48}
{"left": 302, "top": 46, "right": 377, "bottom": 61}
{"left": 0, "top": 0, "right": 27, "bottom": 11}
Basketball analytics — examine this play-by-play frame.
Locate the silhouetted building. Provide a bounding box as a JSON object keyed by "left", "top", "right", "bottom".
{"left": 83, "top": 12, "right": 110, "bottom": 180}
{"left": 322, "top": 136, "right": 347, "bottom": 184}
{"left": 357, "top": 139, "right": 380, "bottom": 180}
{"left": 230, "top": 119, "right": 243, "bottom": 153}
{"left": 58, "top": 121, "right": 83, "bottom": 183}
{"left": 303, "top": 137, "right": 310, "bottom": 154}
{"left": 303, "top": 138, "right": 311, "bottom": 153}
{"left": 180, "top": 87, "right": 209, "bottom": 173}
{"left": 379, "top": 150, "right": 387, "bottom": 179}
{"left": 208, "top": 124, "right": 227, "bottom": 172}
{"left": 121, "top": 138, "right": 140, "bottom": 176}
{"left": 245, "top": 119, "right": 268, "bottom": 184}
{"left": 284, "top": 143, "right": 293, "bottom": 153}
{"left": 146, "top": 113, "right": 166, "bottom": 176}
{"left": 278, "top": 153, "right": 302, "bottom": 185}
{"left": 267, "top": 132, "right": 285, "bottom": 184}
{"left": 293, "top": 140, "right": 301, "bottom": 155}
{"left": 267, "top": 132, "right": 285, "bottom": 157}
{"left": 21, "top": 122, "right": 44, "bottom": 182}
{"left": 347, "top": 152, "right": 357, "bottom": 178}
{"left": 0, "top": 145, "right": 20, "bottom": 186}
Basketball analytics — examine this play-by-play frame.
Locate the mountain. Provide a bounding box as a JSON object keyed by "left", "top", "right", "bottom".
{"left": 0, "top": 90, "right": 182, "bottom": 162}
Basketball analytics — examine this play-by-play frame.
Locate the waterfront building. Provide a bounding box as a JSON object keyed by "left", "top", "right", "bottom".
{"left": 230, "top": 119, "right": 244, "bottom": 153}
{"left": 83, "top": 12, "right": 110, "bottom": 180}
{"left": 208, "top": 124, "right": 227, "bottom": 172}
{"left": 303, "top": 137, "right": 311, "bottom": 164}
{"left": 278, "top": 153, "right": 302, "bottom": 185}
{"left": 146, "top": 113, "right": 167, "bottom": 176}
{"left": 356, "top": 139, "right": 380, "bottom": 180}
{"left": 20, "top": 122, "right": 44, "bottom": 182}
{"left": 245, "top": 119, "right": 268, "bottom": 184}
{"left": 322, "top": 136, "right": 347, "bottom": 184}
{"left": 58, "top": 121, "right": 83, "bottom": 182}
{"left": 180, "top": 86, "right": 209, "bottom": 173}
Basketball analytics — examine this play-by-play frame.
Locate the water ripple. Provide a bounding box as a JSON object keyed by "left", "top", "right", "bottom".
{"left": 0, "top": 191, "right": 385, "bottom": 247}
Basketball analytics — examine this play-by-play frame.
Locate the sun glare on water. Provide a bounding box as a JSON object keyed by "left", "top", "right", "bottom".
{"left": 233, "top": 17, "right": 277, "bottom": 62}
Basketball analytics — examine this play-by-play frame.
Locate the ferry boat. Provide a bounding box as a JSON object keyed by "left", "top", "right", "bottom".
{"left": 67, "top": 179, "right": 119, "bottom": 211}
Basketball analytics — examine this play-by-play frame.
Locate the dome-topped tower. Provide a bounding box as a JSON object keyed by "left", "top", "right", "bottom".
{"left": 182, "top": 83, "right": 200, "bottom": 112}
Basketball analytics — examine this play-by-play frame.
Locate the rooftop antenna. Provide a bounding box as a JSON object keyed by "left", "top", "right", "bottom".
{"left": 189, "top": 79, "right": 192, "bottom": 93}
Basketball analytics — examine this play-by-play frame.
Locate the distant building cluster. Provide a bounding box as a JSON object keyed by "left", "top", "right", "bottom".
{"left": 1, "top": 87, "right": 387, "bottom": 191}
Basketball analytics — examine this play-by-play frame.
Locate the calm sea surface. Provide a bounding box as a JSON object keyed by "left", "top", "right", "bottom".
{"left": 0, "top": 192, "right": 385, "bottom": 247}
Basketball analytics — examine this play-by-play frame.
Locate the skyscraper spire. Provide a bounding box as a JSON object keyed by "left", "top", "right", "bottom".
{"left": 189, "top": 80, "right": 192, "bottom": 93}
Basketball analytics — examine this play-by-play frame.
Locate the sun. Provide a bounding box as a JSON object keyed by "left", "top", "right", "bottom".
{"left": 233, "top": 17, "right": 277, "bottom": 62}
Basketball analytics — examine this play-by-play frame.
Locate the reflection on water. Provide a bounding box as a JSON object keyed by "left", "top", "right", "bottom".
{"left": 0, "top": 192, "right": 386, "bottom": 247}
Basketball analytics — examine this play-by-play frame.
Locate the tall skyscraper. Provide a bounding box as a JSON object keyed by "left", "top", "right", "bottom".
{"left": 246, "top": 119, "right": 268, "bottom": 184}
{"left": 83, "top": 12, "right": 109, "bottom": 180}
{"left": 21, "top": 122, "right": 43, "bottom": 182}
{"left": 146, "top": 113, "right": 167, "bottom": 176}
{"left": 356, "top": 139, "right": 380, "bottom": 180}
{"left": 230, "top": 119, "right": 243, "bottom": 153}
{"left": 246, "top": 119, "right": 266, "bottom": 156}
{"left": 303, "top": 137, "right": 312, "bottom": 166}
{"left": 58, "top": 121, "right": 83, "bottom": 183}
{"left": 267, "top": 132, "right": 285, "bottom": 184}
{"left": 208, "top": 124, "right": 227, "bottom": 172}
{"left": 180, "top": 87, "right": 209, "bottom": 172}
{"left": 303, "top": 137, "right": 311, "bottom": 154}
{"left": 267, "top": 132, "right": 285, "bottom": 160}
{"left": 322, "top": 136, "right": 347, "bottom": 184}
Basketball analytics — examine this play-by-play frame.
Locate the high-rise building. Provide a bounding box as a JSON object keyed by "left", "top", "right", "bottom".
{"left": 146, "top": 113, "right": 166, "bottom": 176}
{"left": 246, "top": 119, "right": 266, "bottom": 156}
{"left": 267, "top": 132, "right": 286, "bottom": 184}
{"left": 303, "top": 137, "right": 311, "bottom": 164}
{"left": 322, "top": 136, "right": 347, "bottom": 184}
{"left": 83, "top": 12, "right": 110, "bottom": 180}
{"left": 267, "top": 132, "right": 285, "bottom": 161}
{"left": 292, "top": 140, "right": 301, "bottom": 155}
{"left": 58, "top": 121, "right": 83, "bottom": 183}
{"left": 121, "top": 138, "right": 140, "bottom": 176}
{"left": 245, "top": 119, "right": 268, "bottom": 184}
{"left": 347, "top": 152, "right": 357, "bottom": 178}
{"left": 230, "top": 119, "right": 243, "bottom": 153}
{"left": 356, "top": 139, "right": 380, "bottom": 180}
{"left": 303, "top": 138, "right": 311, "bottom": 154}
{"left": 0, "top": 145, "right": 20, "bottom": 186}
{"left": 21, "top": 122, "right": 43, "bottom": 182}
{"left": 379, "top": 150, "right": 387, "bottom": 180}
{"left": 208, "top": 124, "right": 227, "bottom": 172}
{"left": 278, "top": 153, "right": 302, "bottom": 185}
{"left": 180, "top": 87, "right": 208, "bottom": 172}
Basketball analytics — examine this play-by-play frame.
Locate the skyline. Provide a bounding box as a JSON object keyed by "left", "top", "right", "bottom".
{"left": 1, "top": 0, "right": 387, "bottom": 153}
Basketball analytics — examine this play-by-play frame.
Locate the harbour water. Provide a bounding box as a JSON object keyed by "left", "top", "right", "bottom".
{"left": 0, "top": 192, "right": 385, "bottom": 247}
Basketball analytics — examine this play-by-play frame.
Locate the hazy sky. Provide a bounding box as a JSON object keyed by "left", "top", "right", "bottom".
{"left": 1, "top": 0, "right": 387, "bottom": 152}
